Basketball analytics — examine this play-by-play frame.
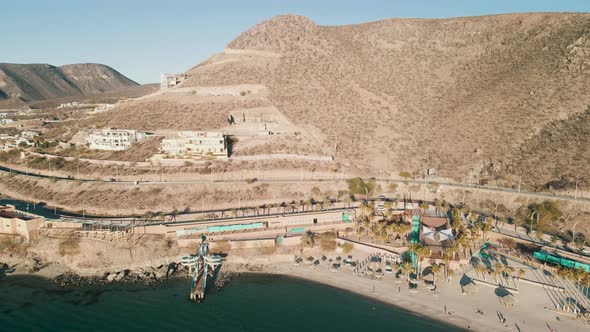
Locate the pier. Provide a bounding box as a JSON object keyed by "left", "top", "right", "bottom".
{"left": 181, "top": 239, "right": 222, "bottom": 302}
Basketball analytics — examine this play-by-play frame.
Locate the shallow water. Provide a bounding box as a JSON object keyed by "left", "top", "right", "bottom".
{"left": 0, "top": 274, "right": 461, "bottom": 331}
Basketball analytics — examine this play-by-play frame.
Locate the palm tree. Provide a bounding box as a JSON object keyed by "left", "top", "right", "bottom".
{"left": 430, "top": 264, "right": 441, "bottom": 287}
{"left": 492, "top": 262, "right": 504, "bottom": 280}
{"left": 170, "top": 208, "right": 179, "bottom": 222}
{"left": 408, "top": 243, "right": 431, "bottom": 277}
{"left": 475, "top": 264, "right": 488, "bottom": 280}
{"left": 402, "top": 263, "right": 415, "bottom": 281}
{"left": 446, "top": 268, "right": 456, "bottom": 283}
{"left": 143, "top": 211, "right": 155, "bottom": 224}
{"left": 481, "top": 217, "right": 493, "bottom": 241}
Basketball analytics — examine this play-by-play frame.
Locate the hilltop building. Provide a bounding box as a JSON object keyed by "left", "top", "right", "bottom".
{"left": 161, "top": 131, "right": 227, "bottom": 158}
{"left": 160, "top": 73, "right": 187, "bottom": 90}
{"left": 86, "top": 129, "right": 146, "bottom": 151}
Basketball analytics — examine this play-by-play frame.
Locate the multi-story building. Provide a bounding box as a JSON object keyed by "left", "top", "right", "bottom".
{"left": 161, "top": 131, "right": 227, "bottom": 158}
{"left": 86, "top": 129, "right": 146, "bottom": 151}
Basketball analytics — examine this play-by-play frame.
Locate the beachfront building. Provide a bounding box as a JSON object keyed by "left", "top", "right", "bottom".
{"left": 420, "top": 216, "right": 456, "bottom": 261}
{"left": 160, "top": 73, "right": 187, "bottom": 90}
{"left": 137, "top": 209, "right": 355, "bottom": 239}
{"left": 86, "top": 129, "right": 146, "bottom": 151}
{"left": 161, "top": 131, "right": 228, "bottom": 158}
{"left": 0, "top": 205, "right": 45, "bottom": 240}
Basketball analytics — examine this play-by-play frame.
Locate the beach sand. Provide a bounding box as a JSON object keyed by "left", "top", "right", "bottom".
{"left": 222, "top": 249, "right": 589, "bottom": 332}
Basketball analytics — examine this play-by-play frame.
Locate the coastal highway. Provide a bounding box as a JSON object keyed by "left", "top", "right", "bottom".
{"left": 0, "top": 162, "right": 587, "bottom": 205}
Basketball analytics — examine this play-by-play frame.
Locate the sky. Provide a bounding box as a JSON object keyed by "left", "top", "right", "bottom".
{"left": 1, "top": 0, "right": 589, "bottom": 84}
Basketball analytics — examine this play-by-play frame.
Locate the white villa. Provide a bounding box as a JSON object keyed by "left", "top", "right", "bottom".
{"left": 86, "top": 129, "right": 146, "bottom": 151}
{"left": 160, "top": 73, "right": 187, "bottom": 90}
{"left": 161, "top": 131, "right": 227, "bottom": 158}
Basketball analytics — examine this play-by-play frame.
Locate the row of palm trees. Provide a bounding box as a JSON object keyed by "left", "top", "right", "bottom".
{"left": 556, "top": 266, "right": 590, "bottom": 292}
{"left": 474, "top": 262, "right": 526, "bottom": 282}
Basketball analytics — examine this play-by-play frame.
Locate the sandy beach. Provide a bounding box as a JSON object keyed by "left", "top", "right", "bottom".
{"left": 222, "top": 249, "right": 589, "bottom": 332}
{"left": 2, "top": 237, "right": 589, "bottom": 332}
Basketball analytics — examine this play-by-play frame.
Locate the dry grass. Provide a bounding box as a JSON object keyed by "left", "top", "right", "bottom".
{"left": 58, "top": 235, "right": 80, "bottom": 257}
{"left": 318, "top": 232, "right": 337, "bottom": 252}
{"left": 0, "top": 63, "right": 138, "bottom": 103}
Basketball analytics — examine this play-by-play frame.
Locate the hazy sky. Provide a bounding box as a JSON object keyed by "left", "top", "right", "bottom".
{"left": 2, "top": 0, "right": 588, "bottom": 83}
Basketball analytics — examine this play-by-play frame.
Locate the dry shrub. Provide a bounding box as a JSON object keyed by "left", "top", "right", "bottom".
{"left": 318, "top": 232, "right": 337, "bottom": 252}
{"left": 341, "top": 242, "right": 354, "bottom": 254}
{"left": 58, "top": 235, "right": 80, "bottom": 256}
{"left": 256, "top": 245, "right": 278, "bottom": 255}
{"left": 211, "top": 241, "right": 231, "bottom": 253}
{"left": 0, "top": 235, "right": 29, "bottom": 256}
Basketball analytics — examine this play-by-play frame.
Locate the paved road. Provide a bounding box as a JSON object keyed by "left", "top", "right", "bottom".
{"left": 2, "top": 162, "right": 588, "bottom": 205}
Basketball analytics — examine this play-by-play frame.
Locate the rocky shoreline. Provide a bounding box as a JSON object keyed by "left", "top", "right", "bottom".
{"left": 1, "top": 259, "right": 242, "bottom": 291}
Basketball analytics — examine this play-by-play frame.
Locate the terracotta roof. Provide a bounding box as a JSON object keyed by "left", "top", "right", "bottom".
{"left": 0, "top": 211, "right": 29, "bottom": 220}
{"left": 421, "top": 216, "right": 449, "bottom": 228}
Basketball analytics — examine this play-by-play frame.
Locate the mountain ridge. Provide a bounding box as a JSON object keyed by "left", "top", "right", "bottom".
{"left": 0, "top": 63, "right": 138, "bottom": 103}
{"left": 82, "top": 13, "right": 590, "bottom": 188}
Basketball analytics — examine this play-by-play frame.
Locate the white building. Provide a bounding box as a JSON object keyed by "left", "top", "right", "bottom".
{"left": 160, "top": 73, "right": 187, "bottom": 90}
{"left": 86, "top": 129, "right": 146, "bottom": 151}
{"left": 161, "top": 131, "right": 227, "bottom": 158}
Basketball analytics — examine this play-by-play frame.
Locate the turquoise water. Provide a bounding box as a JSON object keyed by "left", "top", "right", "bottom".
{"left": 0, "top": 274, "right": 461, "bottom": 332}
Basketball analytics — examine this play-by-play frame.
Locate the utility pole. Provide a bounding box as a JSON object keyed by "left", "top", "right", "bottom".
{"left": 575, "top": 180, "right": 579, "bottom": 200}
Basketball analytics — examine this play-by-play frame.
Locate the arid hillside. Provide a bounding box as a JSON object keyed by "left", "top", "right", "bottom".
{"left": 86, "top": 13, "right": 590, "bottom": 188}
{"left": 0, "top": 63, "right": 138, "bottom": 103}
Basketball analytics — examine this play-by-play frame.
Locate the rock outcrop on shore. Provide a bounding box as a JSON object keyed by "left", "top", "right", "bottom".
{"left": 50, "top": 263, "right": 186, "bottom": 287}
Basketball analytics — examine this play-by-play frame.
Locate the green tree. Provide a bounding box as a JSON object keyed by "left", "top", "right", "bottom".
{"left": 346, "top": 177, "right": 378, "bottom": 200}
{"left": 430, "top": 264, "right": 442, "bottom": 287}
{"left": 300, "top": 231, "right": 316, "bottom": 249}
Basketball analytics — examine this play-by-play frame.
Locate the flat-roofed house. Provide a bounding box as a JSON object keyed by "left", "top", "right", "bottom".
{"left": 161, "top": 131, "right": 227, "bottom": 158}
{"left": 160, "top": 73, "right": 187, "bottom": 90}
{"left": 0, "top": 205, "right": 45, "bottom": 240}
{"left": 86, "top": 129, "right": 146, "bottom": 151}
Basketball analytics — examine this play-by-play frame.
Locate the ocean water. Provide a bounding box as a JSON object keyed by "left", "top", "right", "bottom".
{"left": 0, "top": 274, "right": 461, "bottom": 332}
